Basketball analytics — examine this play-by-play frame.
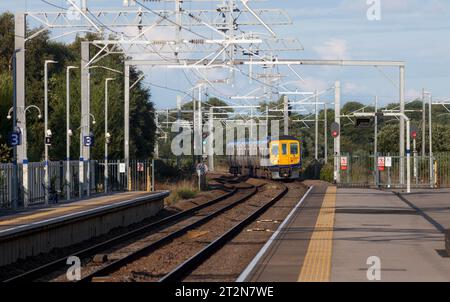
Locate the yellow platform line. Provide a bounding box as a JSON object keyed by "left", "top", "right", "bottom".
{"left": 0, "top": 192, "right": 140, "bottom": 227}
{"left": 298, "top": 186, "right": 337, "bottom": 282}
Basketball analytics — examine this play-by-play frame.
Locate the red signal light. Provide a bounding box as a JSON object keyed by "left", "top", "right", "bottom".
{"left": 411, "top": 131, "right": 417, "bottom": 139}
{"left": 332, "top": 131, "right": 338, "bottom": 138}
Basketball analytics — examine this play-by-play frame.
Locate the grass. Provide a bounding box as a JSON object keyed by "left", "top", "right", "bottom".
{"left": 157, "top": 180, "right": 199, "bottom": 205}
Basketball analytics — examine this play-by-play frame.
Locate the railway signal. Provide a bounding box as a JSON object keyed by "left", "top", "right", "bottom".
{"left": 411, "top": 125, "right": 418, "bottom": 139}
{"left": 331, "top": 122, "right": 340, "bottom": 138}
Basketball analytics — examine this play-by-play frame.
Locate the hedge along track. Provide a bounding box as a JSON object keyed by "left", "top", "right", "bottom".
{"left": 80, "top": 181, "right": 288, "bottom": 282}
{"left": 4, "top": 178, "right": 248, "bottom": 282}
{"left": 79, "top": 182, "right": 259, "bottom": 282}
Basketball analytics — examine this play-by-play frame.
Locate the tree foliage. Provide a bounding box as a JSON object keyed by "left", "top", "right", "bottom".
{"left": 0, "top": 12, "right": 156, "bottom": 161}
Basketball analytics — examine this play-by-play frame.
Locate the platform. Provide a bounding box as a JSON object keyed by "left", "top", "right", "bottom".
{"left": 0, "top": 191, "right": 169, "bottom": 266}
{"left": 239, "top": 186, "right": 450, "bottom": 282}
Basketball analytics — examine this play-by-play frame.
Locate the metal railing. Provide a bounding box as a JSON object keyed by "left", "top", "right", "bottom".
{"left": 0, "top": 160, "right": 154, "bottom": 209}
{"left": 0, "top": 163, "right": 14, "bottom": 209}
{"left": 335, "top": 152, "right": 450, "bottom": 189}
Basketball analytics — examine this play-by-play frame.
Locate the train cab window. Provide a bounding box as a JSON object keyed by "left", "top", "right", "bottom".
{"left": 290, "top": 143, "right": 299, "bottom": 155}
{"left": 282, "top": 144, "right": 287, "bottom": 155}
{"left": 271, "top": 144, "right": 279, "bottom": 156}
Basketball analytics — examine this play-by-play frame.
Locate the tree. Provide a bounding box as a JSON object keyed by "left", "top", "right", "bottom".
{"left": 0, "top": 12, "right": 157, "bottom": 161}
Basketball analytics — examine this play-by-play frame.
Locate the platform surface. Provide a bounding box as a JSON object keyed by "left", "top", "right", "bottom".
{"left": 240, "top": 186, "right": 450, "bottom": 282}
{"left": 240, "top": 183, "right": 330, "bottom": 282}
{"left": 332, "top": 188, "right": 450, "bottom": 282}
{"left": 0, "top": 191, "right": 168, "bottom": 237}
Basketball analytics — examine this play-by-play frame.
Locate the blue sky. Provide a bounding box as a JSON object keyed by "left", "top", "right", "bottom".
{"left": 2, "top": 0, "right": 450, "bottom": 109}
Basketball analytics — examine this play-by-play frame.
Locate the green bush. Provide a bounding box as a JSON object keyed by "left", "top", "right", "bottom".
{"left": 177, "top": 189, "right": 197, "bottom": 200}
{"left": 320, "top": 163, "right": 334, "bottom": 183}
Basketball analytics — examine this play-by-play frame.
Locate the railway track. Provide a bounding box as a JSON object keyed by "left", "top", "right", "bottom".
{"left": 159, "top": 183, "right": 289, "bottom": 282}
{"left": 79, "top": 184, "right": 259, "bottom": 282}
{"left": 78, "top": 181, "right": 288, "bottom": 282}
{"left": 3, "top": 177, "right": 248, "bottom": 282}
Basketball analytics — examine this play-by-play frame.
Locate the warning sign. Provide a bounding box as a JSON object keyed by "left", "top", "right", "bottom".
{"left": 385, "top": 157, "right": 392, "bottom": 168}
{"left": 340, "top": 157, "right": 348, "bottom": 171}
{"left": 378, "top": 157, "right": 386, "bottom": 171}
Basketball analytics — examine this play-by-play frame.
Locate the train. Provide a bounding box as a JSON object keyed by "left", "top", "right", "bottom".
{"left": 226, "top": 135, "right": 302, "bottom": 180}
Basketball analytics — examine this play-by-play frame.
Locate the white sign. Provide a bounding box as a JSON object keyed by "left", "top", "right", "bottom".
{"left": 385, "top": 157, "right": 392, "bottom": 168}
{"left": 119, "top": 163, "right": 126, "bottom": 173}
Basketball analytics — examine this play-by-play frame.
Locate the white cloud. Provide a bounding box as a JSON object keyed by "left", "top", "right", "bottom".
{"left": 291, "top": 77, "right": 331, "bottom": 93}
{"left": 343, "top": 82, "right": 368, "bottom": 95}
{"left": 313, "top": 39, "right": 350, "bottom": 60}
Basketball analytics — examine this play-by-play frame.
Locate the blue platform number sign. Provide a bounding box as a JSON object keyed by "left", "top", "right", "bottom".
{"left": 8, "top": 131, "right": 22, "bottom": 147}
{"left": 84, "top": 135, "right": 94, "bottom": 147}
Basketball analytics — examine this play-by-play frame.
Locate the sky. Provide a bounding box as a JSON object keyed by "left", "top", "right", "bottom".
{"left": 2, "top": 0, "right": 450, "bottom": 109}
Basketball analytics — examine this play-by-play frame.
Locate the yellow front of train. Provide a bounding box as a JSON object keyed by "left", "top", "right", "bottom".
{"left": 268, "top": 136, "right": 301, "bottom": 179}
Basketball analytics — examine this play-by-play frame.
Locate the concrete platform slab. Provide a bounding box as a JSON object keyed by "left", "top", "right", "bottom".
{"left": 0, "top": 191, "right": 169, "bottom": 266}
{"left": 239, "top": 184, "right": 329, "bottom": 282}
{"left": 332, "top": 188, "right": 450, "bottom": 282}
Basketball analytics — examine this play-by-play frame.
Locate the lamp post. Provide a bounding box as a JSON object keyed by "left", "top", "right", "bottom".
{"left": 44, "top": 60, "right": 58, "bottom": 205}
{"left": 7, "top": 105, "right": 42, "bottom": 121}
{"left": 104, "top": 78, "right": 115, "bottom": 194}
{"left": 66, "top": 66, "right": 78, "bottom": 201}
{"left": 83, "top": 65, "right": 122, "bottom": 196}
{"left": 427, "top": 92, "right": 433, "bottom": 188}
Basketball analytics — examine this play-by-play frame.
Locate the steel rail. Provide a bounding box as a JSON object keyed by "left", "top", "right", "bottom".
{"left": 79, "top": 186, "right": 259, "bottom": 282}
{"left": 4, "top": 185, "right": 238, "bottom": 282}
{"left": 159, "top": 183, "right": 289, "bottom": 282}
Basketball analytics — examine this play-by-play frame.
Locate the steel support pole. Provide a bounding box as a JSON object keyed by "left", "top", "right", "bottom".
{"left": 66, "top": 67, "right": 76, "bottom": 201}
{"left": 334, "top": 81, "right": 341, "bottom": 183}
{"left": 14, "top": 14, "right": 26, "bottom": 163}
{"left": 194, "top": 85, "right": 202, "bottom": 158}
{"left": 12, "top": 51, "right": 18, "bottom": 210}
{"left": 324, "top": 103, "right": 328, "bottom": 163}
{"left": 314, "top": 90, "right": 319, "bottom": 160}
{"left": 80, "top": 42, "right": 90, "bottom": 197}
{"left": 44, "top": 61, "right": 54, "bottom": 206}
{"left": 124, "top": 64, "right": 130, "bottom": 191}
{"left": 413, "top": 138, "right": 418, "bottom": 184}
{"left": 208, "top": 107, "right": 214, "bottom": 172}
{"left": 176, "top": 96, "right": 181, "bottom": 169}
{"left": 374, "top": 96, "right": 379, "bottom": 187}
{"left": 151, "top": 159, "right": 155, "bottom": 191}
{"left": 406, "top": 119, "right": 411, "bottom": 193}
{"left": 104, "top": 80, "right": 109, "bottom": 195}
{"left": 399, "top": 66, "right": 405, "bottom": 185}
{"left": 283, "top": 95, "right": 289, "bottom": 136}
{"left": 422, "top": 88, "right": 426, "bottom": 157}
{"left": 429, "top": 93, "right": 433, "bottom": 188}
{"left": 199, "top": 86, "right": 203, "bottom": 158}
{"left": 15, "top": 13, "right": 26, "bottom": 209}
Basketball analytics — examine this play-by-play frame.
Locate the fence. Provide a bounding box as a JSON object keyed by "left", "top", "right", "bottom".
{"left": 335, "top": 153, "right": 450, "bottom": 189}
{"left": 0, "top": 160, "right": 154, "bottom": 209}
